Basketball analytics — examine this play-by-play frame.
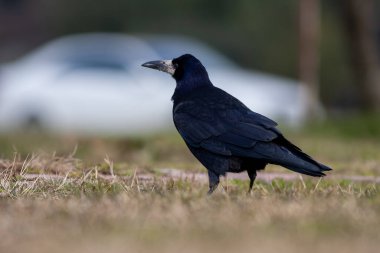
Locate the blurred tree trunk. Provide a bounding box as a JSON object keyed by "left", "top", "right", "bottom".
{"left": 298, "top": 0, "right": 321, "bottom": 119}
{"left": 342, "top": 0, "right": 380, "bottom": 111}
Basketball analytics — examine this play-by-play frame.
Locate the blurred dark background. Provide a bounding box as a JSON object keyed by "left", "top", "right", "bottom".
{"left": 0, "top": 0, "right": 380, "bottom": 116}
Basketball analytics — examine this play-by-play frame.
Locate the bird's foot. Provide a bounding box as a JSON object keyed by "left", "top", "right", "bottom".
{"left": 246, "top": 187, "right": 254, "bottom": 196}
{"left": 207, "top": 184, "right": 218, "bottom": 195}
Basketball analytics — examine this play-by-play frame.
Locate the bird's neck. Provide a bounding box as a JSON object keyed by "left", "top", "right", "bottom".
{"left": 172, "top": 74, "right": 213, "bottom": 102}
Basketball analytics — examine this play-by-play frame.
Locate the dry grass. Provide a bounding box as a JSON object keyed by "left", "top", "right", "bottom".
{"left": 0, "top": 127, "right": 380, "bottom": 253}
{"left": 0, "top": 154, "right": 379, "bottom": 253}
{"left": 0, "top": 181, "right": 379, "bottom": 253}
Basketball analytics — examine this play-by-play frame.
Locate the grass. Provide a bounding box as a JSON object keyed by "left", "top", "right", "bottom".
{"left": 0, "top": 115, "right": 380, "bottom": 253}
{"left": 0, "top": 171, "right": 379, "bottom": 253}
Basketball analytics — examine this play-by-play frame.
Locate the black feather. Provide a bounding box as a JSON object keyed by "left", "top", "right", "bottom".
{"left": 144, "top": 54, "right": 332, "bottom": 194}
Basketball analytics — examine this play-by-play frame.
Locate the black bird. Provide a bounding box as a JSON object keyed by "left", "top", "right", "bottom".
{"left": 142, "top": 54, "right": 331, "bottom": 194}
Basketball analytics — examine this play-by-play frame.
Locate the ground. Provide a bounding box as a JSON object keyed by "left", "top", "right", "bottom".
{"left": 0, "top": 116, "right": 379, "bottom": 253}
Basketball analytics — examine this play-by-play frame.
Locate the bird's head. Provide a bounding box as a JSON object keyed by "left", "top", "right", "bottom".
{"left": 142, "top": 54, "right": 212, "bottom": 96}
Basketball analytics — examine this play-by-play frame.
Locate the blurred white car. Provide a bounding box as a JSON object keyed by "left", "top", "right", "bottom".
{"left": 0, "top": 33, "right": 312, "bottom": 136}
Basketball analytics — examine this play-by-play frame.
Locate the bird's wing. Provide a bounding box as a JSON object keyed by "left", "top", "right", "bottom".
{"left": 173, "top": 94, "right": 280, "bottom": 156}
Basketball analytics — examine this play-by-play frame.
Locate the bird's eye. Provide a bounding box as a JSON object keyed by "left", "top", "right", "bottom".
{"left": 174, "top": 63, "right": 179, "bottom": 69}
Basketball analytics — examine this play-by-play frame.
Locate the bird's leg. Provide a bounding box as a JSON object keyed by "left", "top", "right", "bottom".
{"left": 208, "top": 184, "right": 218, "bottom": 195}
{"left": 247, "top": 170, "right": 257, "bottom": 193}
{"left": 207, "top": 170, "right": 220, "bottom": 195}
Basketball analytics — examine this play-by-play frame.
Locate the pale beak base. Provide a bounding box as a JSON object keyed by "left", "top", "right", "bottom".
{"left": 142, "top": 60, "right": 176, "bottom": 75}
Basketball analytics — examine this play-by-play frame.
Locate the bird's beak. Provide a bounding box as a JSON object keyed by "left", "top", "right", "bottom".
{"left": 141, "top": 60, "right": 176, "bottom": 75}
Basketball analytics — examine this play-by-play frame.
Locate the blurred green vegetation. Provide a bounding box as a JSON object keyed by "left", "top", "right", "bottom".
{"left": 301, "top": 113, "right": 380, "bottom": 139}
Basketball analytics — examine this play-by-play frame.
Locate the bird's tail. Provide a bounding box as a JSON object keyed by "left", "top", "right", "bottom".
{"left": 255, "top": 139, "right": 332, "bottom": 177}
{"left": 280, "top": 150, "right": 331, "bottom": 177}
